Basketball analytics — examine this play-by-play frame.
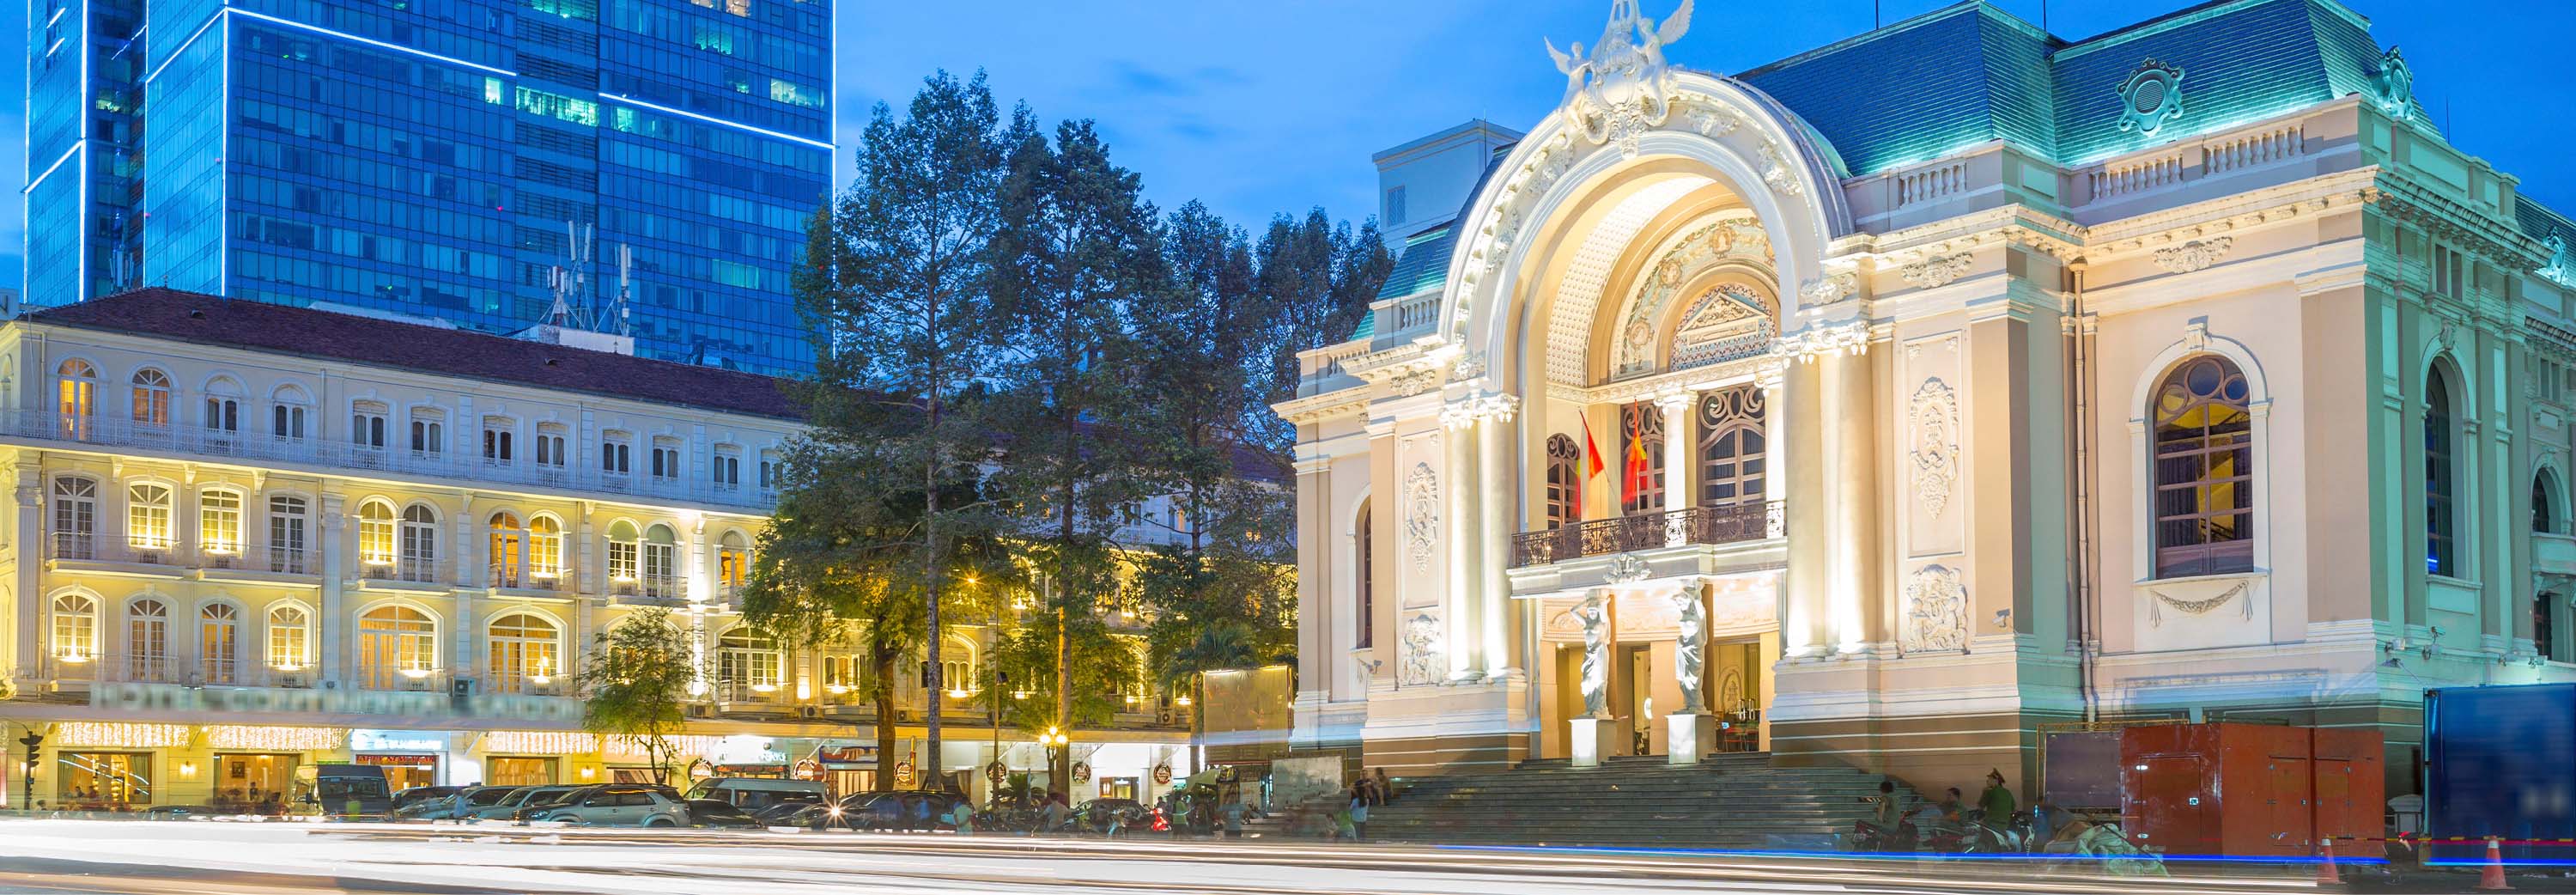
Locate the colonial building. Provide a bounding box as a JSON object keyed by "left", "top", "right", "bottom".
{"left": 1280, "top": 0, "right": 2576, "bottom": 797}
{"left": 0, "top": 288, "right": 1196, "bottom": 809}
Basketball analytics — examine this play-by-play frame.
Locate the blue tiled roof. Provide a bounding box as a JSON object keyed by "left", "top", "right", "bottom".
{"left": 1379, "top": 225, "right": 1460, "bottom": 302}
{"left": 2516, "top": 201, "right": 2574, "bottom": 248}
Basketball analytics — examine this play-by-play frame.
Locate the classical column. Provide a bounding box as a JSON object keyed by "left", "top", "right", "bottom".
{"left": 1656, "top": 392, "right": 1697, "bottom": 526}
{"left": 14, "top": 470, "right": 43, "bottom": 684}
{"left": 1441, "top": 418, "right": 1481, "bottom": 681}
{"left": 1291, "top": 457, "right": 1329, "bottom": 707}
{"left": 1473, "top": 394, "right": 1522, "bottom": 679}
{"left": 1821, "top": 334, "right": 1883, "bottom": 653}
{"left": 1756, "top": 364, "right": 1789, "bottom": 531}
{"left": 319, "top": 493, "right": 348, "bottom": 683}
{"left": 1780, "top": 352, "right": 1832, "bottom": 657}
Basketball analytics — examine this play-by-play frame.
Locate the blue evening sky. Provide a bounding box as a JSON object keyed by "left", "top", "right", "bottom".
{"left": 4, "top": 0, "right": 2572, "bottom": 289}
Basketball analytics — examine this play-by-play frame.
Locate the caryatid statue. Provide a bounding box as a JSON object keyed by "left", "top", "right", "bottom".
{"left": 1576, "top": 594, "right": 1611, "bottom": 718}
{"left": 1673, "top": 583, "right": 1707, "bottom": 715}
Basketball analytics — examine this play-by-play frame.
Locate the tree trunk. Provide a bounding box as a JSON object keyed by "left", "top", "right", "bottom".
{"left": 874, "top": 648, "right": 897, "bottom": 793}
{"left": 1054, "top": 603, "right": 1071, "bottom": 791}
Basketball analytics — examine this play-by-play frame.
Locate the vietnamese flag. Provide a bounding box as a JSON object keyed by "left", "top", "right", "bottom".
{"left": 1579, "top": 416, "right": 1607, "bottom": 518}
{"left": 1621, "top": 415, "right": 1652, "bottom": 506}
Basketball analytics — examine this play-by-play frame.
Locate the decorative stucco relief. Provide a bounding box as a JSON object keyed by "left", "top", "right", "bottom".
{"left": 2154, "top": 236, "right": 2233, "bottom": 273}
{"left": 1546, "top": 0, "right": 1693, "bottom": 157}
{"left": 1910, "top": 378, "right": 1959, "bottom": 519}
{"left": 2147, "top": 581, "right": 2252, "bottom": 627}
{"left": 1899, "top": 253, "right": 1974, "bottom": 289}
{"left": 1399, "top": 612, "right": 1445, "bottom": 686}
{"left": 1900, "top": 565, "right": 1968, "bottom": 654}
{"left": 1759, "top": 142, "right": 1804, "bottom": 197}
{"left": 1612, "top": 216, "right": 1771, "bottom": 378}
{"left": 1404, "top": 462, "right": 1438, "bottom": 573}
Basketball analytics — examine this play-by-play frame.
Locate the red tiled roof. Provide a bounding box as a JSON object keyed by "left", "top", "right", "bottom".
{"left": 23, "top": 288, "right": 805, "bottom": 420}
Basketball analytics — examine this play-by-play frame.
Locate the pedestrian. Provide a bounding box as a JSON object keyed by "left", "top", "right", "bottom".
{"left": 1978, "top": 769, "right": 2016, "bottom": 824}
{"left": 1042, "top": 791, "right": 1070, "bottom": 834}
{"left": 1372, "top": 768, "right": 1394, "bottom": 804}
{"left": 947, "top": 800, "right": 975, "bottom": 836}
{"left": 1346, "top": 784, "right": 1370, "bottom": 842}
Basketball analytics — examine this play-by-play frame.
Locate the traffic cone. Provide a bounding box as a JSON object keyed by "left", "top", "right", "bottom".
{"left": 2478, "top": 836, "right": 2512, "bottom": 891}
{"left": 2315, "top": 837, "right": 2342, "bottom": 885}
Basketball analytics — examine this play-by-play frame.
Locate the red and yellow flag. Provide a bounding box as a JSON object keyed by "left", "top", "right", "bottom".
{"left": 1621, "top": 415, "right": 1652, "bottom": 505}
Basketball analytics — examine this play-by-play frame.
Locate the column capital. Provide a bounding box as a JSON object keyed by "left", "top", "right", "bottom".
{"left": 1771, "top": 320, "right": 1871, "bottom": 365}
{"left": 1651, "top": 389, "right": 1698, "bottom": 411}
{"left": 1439, "top": 393, "right": 1521, "bottom": 430}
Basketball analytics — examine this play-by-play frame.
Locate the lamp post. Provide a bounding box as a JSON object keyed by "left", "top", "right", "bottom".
{"left": 1040, "top": 726, "right": 1069, "bottom": 801}
{"left": 17, "top": 727, "right": 44, "bottom": 812}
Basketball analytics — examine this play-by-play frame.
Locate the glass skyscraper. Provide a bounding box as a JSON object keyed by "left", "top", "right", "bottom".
{"left": 24, "top": 0, "right": 833, "bottom": 375}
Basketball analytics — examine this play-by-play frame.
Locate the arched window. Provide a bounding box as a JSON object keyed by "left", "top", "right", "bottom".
{"left": 270, "top": 385, "right": 311, "bottom": 443}
{"left": 356, "top": 500, "right": 396, "bottom": 569}
{"left": 269, "top": 496, "right": 309, "bottom": 574}
{"left": 267, "top": 605, "right": 311, "bottom": 672}
{"left": 199, "top": 603, "right": 240, "bottom": 684}
{"left": 1620, "top": 402, "right": 1667, "bottom": 514}
{"left": 2151, "top": 356, "right": 2254, "bottom": 577}
{"left": 357, "top": 605, "right": 436, "bottom": 689}
{"left": 125, "top": 483, "right": 173, "bottom": 555}
{"left": 203, "top": 376, "right": 243, "bottom": 440}
{"left": 52, "top": 594, "right": 98, "bottom": 663}
{"left": 2427, "top": 365, "right": 2460, "bottom": 577}
{"left": 57, "top": 359, "right": 94, "bottom": 438}
{"left": 51, "top": 477, "right": 97, "bottom": 559}
{"left": 642, "top": 524, "right": 680, "bottom": 598}
{"left": 1697, "top": 386, "right": 1767, "bottom": 508}
{"left": 716, "top": 628, "right": 782, "bottom": 698}
{"left": 131, "top": 368, "right": 172, "bottom": 427}
{"left": 2537, "top": 471, "right": 2563, "bottom": 535}
{"left": 1355, "top": 500, "right": 1374, "bottom": 649}
{"left": 487, "top": 612, "right": 562, "bottom": 694}
{"left": 398, "top": 505, "right": 439, "bottom": 582}
{"left": 717, "top": 530, "right": 750, "bottom": 598}
{"left": 530, "top": 515, "right": 564, "bottom": 581}
{"left": 128, "top": 598, "right": 169, "bottom": 681}
{"left": 606, "top": 520, "right": 641, "bottom": 588}
{"left": 199, "top": 489, "right": 242, "bottom": 557}
{"left": 489, "top": 511, "right": 526, "bottom": 587}
{"left": 1545, "top": 435, "right": 1582, "bottom": 528}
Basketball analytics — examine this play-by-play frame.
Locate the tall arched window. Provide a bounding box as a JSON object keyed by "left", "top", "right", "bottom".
{"left": 1697, "top": 386, "right": 1767, "bottom": 508}
{"left": 357, "top": 605, "right": 437, "bottom": 689}
{"left": 716, "top": 628, "right": 782, "bottom": 698}
{"left": 126, "top": 483, "right": 173, "bottom": 555}
{"left": 1545, "top": 435, "right": 1582, "bottom": 528}
{"left": 268, "top": 605, "right": 311, "bottom": 672}
{"left": 199, "top": 603, "right": 240, "bottom": 684}
{"left": 642, "top": 524, "right": 679, "bottom": 598}
{"left": 356, "top": 500, "right": 396, "bottom": 569}
{"left": 2536, "top": 471, "right": 2563, "bottom": 535}
{"left": 52, "top": 594, "right": 98, "bottom": 663}
{"left": 1355, "top": 500, "right": 1374, "bottom": 649}
{"left": 605, "top": 521, "right": 641, "bottom": 588}
{"left": 56, "top": 359, "right": 94, "bottom": 438}
{"left": 2427, "top": 365, "right": 2460, "bottom": 577}
{"left": 529, "top": 515, "right": 563, "bottom": 581}
{"left": 487, "top": 612, "right": 561, "bottom": 694}
{"left": 51, "top": 477, "right": 97, "bottom": 559}
{"left": 2151, "top": 356, "right": 2254, "bottom": 577}
{"left": 489, "top": 512, "right": 526, "bottom": 587}
{"left": 131, "top": 368, "right": 172, "bottom": 427}
{"left": 398, "top": 505, "right": 439, "bottom": 582}
{"left": 717, "top": 530, "right": 750, "bottom": 598}
{"left": 128, "top": 598, "right": 169, "bottom": 681}
{"left": 1620, "top": 402, "right": 1667, "bottom": 514}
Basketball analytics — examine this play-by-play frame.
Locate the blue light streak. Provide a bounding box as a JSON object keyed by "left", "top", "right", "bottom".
{"left": 595, "top": 94, "right": 835, "bottom": 151}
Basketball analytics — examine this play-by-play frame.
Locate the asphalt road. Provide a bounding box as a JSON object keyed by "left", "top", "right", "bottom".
{"left": 0, "top": 818, "right": 2350, "bottom": 894}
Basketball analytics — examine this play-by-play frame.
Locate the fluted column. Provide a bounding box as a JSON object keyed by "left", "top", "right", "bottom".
{"left": 1822, "top": 337, "right": 1883, "bottom": 652}
{"left": 1442, "top": 421, "right": 1480, "bottom": 681}
{"left": 1780, "top": 351, "right": 1832, "bottom": 657}
{"left": 319, "top": 494, "right": 348, "bottom": 684}
{"left": 1656, "top": 392, "right": 1697, "bottom": 525}
{"left": 1473, "top": 395, "right": 1522, "bottom": 679}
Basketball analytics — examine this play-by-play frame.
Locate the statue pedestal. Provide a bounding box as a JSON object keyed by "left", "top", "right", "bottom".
{"left": 1666, "top": 713, "right": 1717, "bottom": 765}
{"left": 1569, "top": 717, "right": 1614, "bottom": 768}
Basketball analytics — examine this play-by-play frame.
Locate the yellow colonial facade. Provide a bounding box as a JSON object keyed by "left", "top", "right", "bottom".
{"left": 1282, "top": 0, "right": 2576, "bottom": 797}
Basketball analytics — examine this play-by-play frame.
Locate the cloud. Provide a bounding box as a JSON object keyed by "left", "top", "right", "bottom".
{"left": 1108, "top": 61, "right": 1194, "bottom": 98}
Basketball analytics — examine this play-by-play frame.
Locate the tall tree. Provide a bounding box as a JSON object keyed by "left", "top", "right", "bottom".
{"left": 578, "top": 606, "right": 701, "bottom": 785}
{"left": 795, "top": 70, "right": 1024, "bottom": 777}
{"left": 1242, "top": 211, "right": 1394, "bottom": 453}
{"left": 987, "top": 119, "right": 1163, "bottom": 789}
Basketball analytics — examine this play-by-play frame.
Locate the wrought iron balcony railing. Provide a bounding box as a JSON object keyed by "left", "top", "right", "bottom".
{"left": 1509, "top": 501, "right": 1782, "bottom": 568}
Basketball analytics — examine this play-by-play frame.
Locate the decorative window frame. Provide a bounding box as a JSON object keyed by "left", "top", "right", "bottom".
{"left": 2126, "top": 327, "right": 2273, "bottom": 584}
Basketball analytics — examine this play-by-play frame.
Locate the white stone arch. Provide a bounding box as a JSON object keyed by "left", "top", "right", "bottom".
{"left": 1440, "top": 71, "right": 1853, "bottom": 393}
{"left": 44, "top": 585, "right": 103, "bottom": 662}
{"left": 2535, "top": 459, "right": 2569, "bottom": 535}
{"left": 2127, "top": 326, "right": 2275, "bottom": 583}
{"left": 261, "top": 596, "right": 319, "bottom": 670}
{"left": 482, "top": 604, "right": 571, "bottom": 642}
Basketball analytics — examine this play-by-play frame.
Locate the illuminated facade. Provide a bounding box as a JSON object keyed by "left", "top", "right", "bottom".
{"left": 23, "top": 0, "right": 833, "bottom": 375}
{"left": 1283, "top": 0, "right": 2576, "bottom": 797}
{"left": 0, "top": 289, "right": 1194, "bottom": 808}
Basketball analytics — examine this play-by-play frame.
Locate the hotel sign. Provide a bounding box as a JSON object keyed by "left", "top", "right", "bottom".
{"left": 89, "top": 682, "right": 580, "bottom": 723}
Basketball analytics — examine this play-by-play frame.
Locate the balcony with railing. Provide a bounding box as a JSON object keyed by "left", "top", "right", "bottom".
{"left": 0, "top": 411, "right": 781, "bottom": 511}
{"left": 1509, "top": 501, "right": 1783, "bottom": 567}
{"left": 46, "top": 533, "right": 179, "bottom": 568}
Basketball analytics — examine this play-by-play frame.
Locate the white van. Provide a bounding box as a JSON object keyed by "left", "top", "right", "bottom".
{"left": 683, "top": 777, "right": 827, "bottom": 815}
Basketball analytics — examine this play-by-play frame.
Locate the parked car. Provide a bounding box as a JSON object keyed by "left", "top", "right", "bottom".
{"left": 523, "top": 785, "right": 690, "bottom": 827}
{"left": 411, "top": 785, "right": 523, "bottom": 821}
{"left": 751, "top": 792, "right": 825, "bottom": 825}
{"left": 805, "top": 791, "right": 969, "bottom": 831}
{"left": 465, "top": 785, "right": 583, "bottom": 822}
{"left": 684, "top": 799, "right": 763, "bottom": 829}
{"left": 683, "top": 777, "right": 827, "bottom": 815}
{"left": 392, "top": 786, "right": 465, "bottom": 813}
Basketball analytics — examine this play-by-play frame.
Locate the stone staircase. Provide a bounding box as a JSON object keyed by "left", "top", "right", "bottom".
{"left": 1364, "top": 752, "right": 1911, "bottom": 849}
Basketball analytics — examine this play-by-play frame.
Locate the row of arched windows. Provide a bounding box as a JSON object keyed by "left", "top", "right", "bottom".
{"left": 47, "top": 475, "right": 753, "bottom": 593}
{"left": 46, "top": 594, "right": 568, "bottom": 694}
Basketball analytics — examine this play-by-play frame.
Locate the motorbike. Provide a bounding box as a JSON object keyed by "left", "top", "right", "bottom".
{"left": 1847, "top": 818, "right": 1917, "bottom": 853}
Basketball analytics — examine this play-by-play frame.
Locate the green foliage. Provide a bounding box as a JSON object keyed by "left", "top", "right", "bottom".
{"left": 578, "top": 606, "right": 702, "bottom": 785}
{"left": 984, "top": 608, "right": 1141, "bottom": 734}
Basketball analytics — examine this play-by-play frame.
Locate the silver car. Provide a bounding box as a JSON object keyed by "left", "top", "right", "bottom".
{"left": 524, "top": 785, "right": 689, "bottom": 827}
{"left": 467, "top": 785, "right": 583, "bottom": 822}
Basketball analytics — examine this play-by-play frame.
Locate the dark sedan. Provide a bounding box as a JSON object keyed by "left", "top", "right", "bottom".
{"left": 685, "top": 799, "right": 763, "bottom": 829}
{"left": 784, "top": 791, "right": 969, "bottom": 831}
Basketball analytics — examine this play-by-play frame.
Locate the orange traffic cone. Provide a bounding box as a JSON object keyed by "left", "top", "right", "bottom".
{"left": 2315, "top": 837, "right": 2342, "bottom": 885}
{"left": 2478, "top": 836, "right": 2512, "bottom": 891}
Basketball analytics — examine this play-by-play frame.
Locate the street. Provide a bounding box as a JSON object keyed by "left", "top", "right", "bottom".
{"left": 0, "top": 819, "right": 2342, "bottom": 894}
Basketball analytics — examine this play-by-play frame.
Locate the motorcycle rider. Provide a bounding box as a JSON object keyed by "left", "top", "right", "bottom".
{"left": 1856, "top": 780, "right": 1909, "bottom": 850}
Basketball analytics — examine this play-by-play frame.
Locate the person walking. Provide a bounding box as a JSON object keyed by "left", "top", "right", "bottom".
{"left": 1347, "top": 784, "right": 1370, "bottom": 842}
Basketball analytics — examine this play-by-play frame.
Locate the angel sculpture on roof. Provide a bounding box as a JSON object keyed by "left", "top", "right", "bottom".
{"left": 1546, "top": 0, "right": 1695, "bottom": 151}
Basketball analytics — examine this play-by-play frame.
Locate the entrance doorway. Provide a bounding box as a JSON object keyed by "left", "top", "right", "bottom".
{"left": 1624, "top": 644, "right": 1656, "bottom": 756}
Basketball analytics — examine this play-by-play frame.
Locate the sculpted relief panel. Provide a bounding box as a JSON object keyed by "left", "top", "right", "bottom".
{"left": 1399, "top": 612, "right": 1446, "bottom": 686}
{"left": 1900, "top": 565, "right": 1968, "bottom": 654}
{"left": 1404, "top": 461, "right": 1438, "bottom": 574}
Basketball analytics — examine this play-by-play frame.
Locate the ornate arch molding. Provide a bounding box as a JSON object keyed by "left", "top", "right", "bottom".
{"left": 1438, "top": 70, "right": 1855, "bottom": 391}
{"left": 2127, "top": 320, "right": 2275, "bottom": 584}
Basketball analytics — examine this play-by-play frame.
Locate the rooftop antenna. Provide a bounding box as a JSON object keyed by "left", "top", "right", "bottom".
{"left": 544, "top": 221, "right": 596, "bottom": 330}
{"left": 604, "top": 242, "right": 635, "bottom": 338}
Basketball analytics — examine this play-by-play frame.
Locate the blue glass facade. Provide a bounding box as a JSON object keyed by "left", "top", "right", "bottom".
{"left": 28, "top": 0, "right": 831, "bottom": 375}
{"left": 23, "top": 0, "right": 145, "bottom": 305}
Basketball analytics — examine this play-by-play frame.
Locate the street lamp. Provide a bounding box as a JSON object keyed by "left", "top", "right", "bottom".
{"left": 17, "top": 727, "right": 43, "bottom": 812}
{"left": 1041, "top": 726, "right": 1070, "bottom": 799}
